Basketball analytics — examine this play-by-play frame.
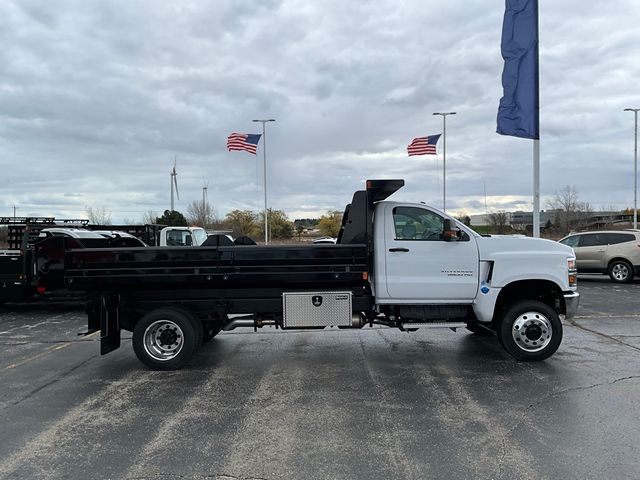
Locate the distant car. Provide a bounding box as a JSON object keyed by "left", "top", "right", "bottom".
{"left": 313, "top": 237, "right": 337, "bottom": 244}
{"left": 39, "top": 228, "right": 147, "bottom": 247}
{"left": 38, "top": 228, "right": 107, "bottom": 239}
{"left": 559, "top": 230, "right": 640, "bottom": 283}
{"left": 96, "top": 231, "right": 148, "bottom": 247}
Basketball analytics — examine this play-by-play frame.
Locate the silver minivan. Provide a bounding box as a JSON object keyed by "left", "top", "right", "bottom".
{"left": 559, "top": 230, "right": 640, "bottom": 283}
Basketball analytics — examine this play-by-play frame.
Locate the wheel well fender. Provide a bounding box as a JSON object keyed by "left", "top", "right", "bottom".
{"left": 607, "top": 257, "right": 632, "bottom": 269}
{"left": 493, "top": 279, "right": 565, "bottom": 322}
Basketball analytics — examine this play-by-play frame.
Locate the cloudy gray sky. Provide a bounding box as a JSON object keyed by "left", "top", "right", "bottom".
{"left": 1, "top": 0, "right": 639, "bottom": 223}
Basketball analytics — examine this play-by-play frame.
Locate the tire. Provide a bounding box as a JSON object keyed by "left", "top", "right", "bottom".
{"left": 202, "top": 323, "right": 222, "bottom": 344}
{"left": 497, "top": 300, "right": 562, "bottom": 361}
{"left": 192, "top": 313, "right": 204, "bottom": 348}
{"left": 608, "top": 259, "right": 634, "bottom": 283}
{"left": 132, "top": 307, "right": 200, "bottom": 370}
{"left": 466, "top": 322, "right": 494, "bottom": 336}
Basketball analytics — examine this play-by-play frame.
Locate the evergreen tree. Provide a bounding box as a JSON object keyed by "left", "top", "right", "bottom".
{"left": 156, "top": 210, "right": 188, "bottom": 226}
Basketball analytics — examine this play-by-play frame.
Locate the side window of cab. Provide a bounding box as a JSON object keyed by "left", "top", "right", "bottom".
{"left": 393, "top": 207, "right": 445, "bottom": 241}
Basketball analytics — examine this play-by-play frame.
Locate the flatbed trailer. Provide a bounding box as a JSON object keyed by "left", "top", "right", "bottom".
{"left": 66, "top": 179, "right": 579, "bottom": 369}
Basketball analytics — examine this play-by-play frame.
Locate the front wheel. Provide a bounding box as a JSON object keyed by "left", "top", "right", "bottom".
{"left": 497, "top": 300, "right": 562, "bottom": 361}
{"left": 132, "top": 307, "right": 199, "bottom": 370}
{"left": 608, "top": 259, "right": 634, "bottom": 283}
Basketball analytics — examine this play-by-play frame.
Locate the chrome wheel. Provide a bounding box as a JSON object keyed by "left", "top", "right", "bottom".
{"left": 511, "top": 311, "right": 552, "bottom": 353}
{"left": 610, "top": 263, "right": 630, "bottom": 282}
{"left": 143, "top": 319, "right": 184, "bottom": 361}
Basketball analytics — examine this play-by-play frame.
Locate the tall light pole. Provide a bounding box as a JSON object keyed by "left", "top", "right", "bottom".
{"left": 252, "top": 119, "right": 276, "bottom": 244}
{"left": 433, "top": 112, "right": 456, "bottom": 212}
{"left": 624, "top": 108, "right": 639, "bottom": 229}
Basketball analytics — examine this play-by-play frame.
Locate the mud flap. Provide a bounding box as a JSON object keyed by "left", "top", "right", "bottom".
{"left": 79, "top": 299, "right": 100, "bottom": 337}
{"left": 100, "top": 292, "right": 121, "bottom": 355}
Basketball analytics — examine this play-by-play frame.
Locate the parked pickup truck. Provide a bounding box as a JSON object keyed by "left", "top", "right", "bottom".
{"left": 65, "top": 179, "right": 579, "bottom": 370}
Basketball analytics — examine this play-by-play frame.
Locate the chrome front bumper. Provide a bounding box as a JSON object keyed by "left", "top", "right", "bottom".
{"left": 563, "top": 291, "right": 580, "bottom": 320}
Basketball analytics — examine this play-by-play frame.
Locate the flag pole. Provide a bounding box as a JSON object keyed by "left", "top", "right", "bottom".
{"left": 533, "top": 139, "right": 540, "bottom": 237}
{"left": 497, "top": 0, "right": 541, "bottom": 237}
{"left": 532, "top": 1, "right": 540, "bottom": 238}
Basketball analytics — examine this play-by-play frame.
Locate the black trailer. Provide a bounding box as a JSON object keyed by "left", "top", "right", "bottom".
{"left": 0, "top": 218, "right": 152, "bottom": 303}
{"left": 65, "top": 180, "right": 405, "bottom": 369}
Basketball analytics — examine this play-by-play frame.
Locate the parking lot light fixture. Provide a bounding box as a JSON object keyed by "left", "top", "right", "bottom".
{"left": 432, "top": 112, "right": 456, "bottom": 212}
{"left": 624, "top": 108, "right": 639, "bottom": 229}
{"left": 252, "top": 119, "right": 276, "bottom": 243}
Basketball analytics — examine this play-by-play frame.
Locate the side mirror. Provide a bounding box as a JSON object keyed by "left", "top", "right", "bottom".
{"left": 443, "top": 219, "right": 459, "bottom": 242}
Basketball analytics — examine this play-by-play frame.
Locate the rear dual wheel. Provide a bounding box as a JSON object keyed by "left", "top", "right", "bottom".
{"left": 497, "top": 300, "right": 562, "bottom": 361}
{"left": 132, "top": 307, "right": 203, "bottom": 370}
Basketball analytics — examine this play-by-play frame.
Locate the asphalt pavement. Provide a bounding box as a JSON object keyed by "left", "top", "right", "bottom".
{"left": 0, "top": 277, "right": 639, "bottom": 480}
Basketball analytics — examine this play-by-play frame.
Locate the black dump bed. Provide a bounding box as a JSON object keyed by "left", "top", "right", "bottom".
{"left": 64, "top": 179, "right": 404, "bottom": 294}
{"left": 65, "top": 244, "right": 370, "bottom": 291}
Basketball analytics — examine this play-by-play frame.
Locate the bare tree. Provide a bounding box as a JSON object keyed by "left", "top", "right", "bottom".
{"left": 547, "top": 186, "right": 592, "bottom": 235}
{"left": 142, "top": 211, "right": 158, "bottom": 225}
{"left": 86, "top": 206, "right": 112, "bottom": 225}
{"left": 487, "top": 211, "right": 509, "bottom": 234}
{"left": 187, "top": 200, "right": 219, "bottom": 228}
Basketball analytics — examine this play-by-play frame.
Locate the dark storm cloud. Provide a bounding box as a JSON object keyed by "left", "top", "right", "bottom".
{"left": 1, "top": 0, "right": 639, "bottom": 222}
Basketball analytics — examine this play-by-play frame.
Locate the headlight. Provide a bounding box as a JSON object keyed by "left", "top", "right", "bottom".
{"left": 568, "top": 259, "right": 577, "bottom": 287}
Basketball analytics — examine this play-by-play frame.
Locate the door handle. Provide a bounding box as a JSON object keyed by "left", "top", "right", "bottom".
{"left": 389, "top": 247, "right": 410, "bottom": 252}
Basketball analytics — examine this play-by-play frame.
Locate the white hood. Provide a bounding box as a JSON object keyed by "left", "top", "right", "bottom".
{"left": 476, "top": 235, "right": 574, "bottom": 261}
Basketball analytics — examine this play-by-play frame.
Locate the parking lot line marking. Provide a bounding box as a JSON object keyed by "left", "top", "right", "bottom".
{"left": 2, "top": 331, "right": 99, "bottom": 372}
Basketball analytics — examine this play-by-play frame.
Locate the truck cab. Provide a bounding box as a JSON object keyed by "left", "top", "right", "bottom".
{"left": 158, "top": 226, "right": 207, "bottom": 247}
{"left": 372, "top": 200, "right": 578, "bottom": 321}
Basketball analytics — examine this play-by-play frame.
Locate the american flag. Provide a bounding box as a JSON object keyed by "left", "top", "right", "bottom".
{"left": 407, "top": 134, "right": 441, "bottom": 156}
{"left": 227, "top": 133, "right": 262, "bottom": 155}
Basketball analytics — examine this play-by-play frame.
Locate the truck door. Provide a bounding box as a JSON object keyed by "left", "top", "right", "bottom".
{"left": 384, "top": 205, "right": 479, "bottom": 301}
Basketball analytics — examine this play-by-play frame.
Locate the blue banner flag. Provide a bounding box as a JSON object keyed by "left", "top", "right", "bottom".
{"left": 497, "top": 0, "right": 539, "bottom": 140}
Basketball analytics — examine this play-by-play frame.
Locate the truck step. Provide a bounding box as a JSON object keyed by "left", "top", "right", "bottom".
{"left": 400, "top": 322, "right": 467, "bottom": 329}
